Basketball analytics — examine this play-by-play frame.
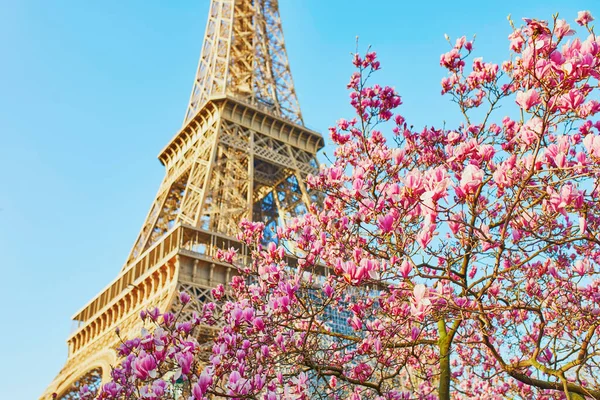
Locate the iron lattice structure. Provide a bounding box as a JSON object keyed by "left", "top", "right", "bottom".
{"left": 42, "top": 1, "right": 323, "bottom": 398}
{"left": 184, "top": 0, "right": 303, "bottom": 125}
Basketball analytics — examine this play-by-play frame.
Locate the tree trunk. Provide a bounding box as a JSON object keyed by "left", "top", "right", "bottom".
{"left": 438, "top": 319, "right": 451, "bottom": 400}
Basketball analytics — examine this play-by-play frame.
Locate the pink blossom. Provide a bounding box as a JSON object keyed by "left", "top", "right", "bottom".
{"left": 252, "top": 317, "right": 265, "bottom": 331}
{"left": 191, "top": 370, "right": 212, "bottom": 399}
{"left": 100, "top": 382, "right": 120, "bottom": 397}
{"left": 558, "top": 89, "right": 585, "bottom": 113}
{"left": 175, "top": 352, "right": 194, "bottom": 375}
{"left": 508, "top": 31, "right": 525, "bottom": 52}
{"left": 323, "top": 283, "right": 334, "bottom": 297}
{"left": 410, "top": 284, "right": 432, "bottom": 318}
{"left": 583, "top": 134, "right": 600, "bottom": 158}
{"left": 575, "top": 10, "right": 594, "bottom": 26}
{"left": 574, "top": 259, "right": 590, "bottom": 275}
{"left": 458, "top": 164, "right": 484, "bottom": 196}
{"left": 216, "top": 247, "right": 237, "bottom": 263}
{"left": 416, "top": 225, "right": 434, "bottom": 248}
{"left": 403, "top": 170, "right": 424, "bottom": 192}
{"left": 349, "top": 315, "right": 362, "bottom": 330}
{"left": 440, "top": 48, "right": 464, "bottom": 70}
{"left": 327, "top": 166, "right": 344, "bottom": 182}
{"left": 448, "top": 214, "right": 463, "bottom": 235}
{"left": 228, "top": 370, "right": 242, "bottom": 389}
{"left": 411, "top": 327, "right": 420, "bottom": 341}
{"left": 515, "top": 88, "right": 541, "bottom": 110}
{"left": 179, "top": 291, "right": 191, "bottom": 305}
{"left": 519, "top": 117, "right": 544, "bottom": 146}
{"left": 489, "top": 284, "right": 500, "bottom": 297}
{"left": 377, "top": 213, "right": 395, "bottom": 234}
{"left": 340, "top": 260, "right": 367, "bottom": 285}
{"left": 399, "top": 260, "right": 412, "bottom": 278}
{"left": 579, "top": 216, "right": 588, "bottom": 235}
{"left": 392, "top": 148, "right": 405, "bottom": 164}
{"left": 554, "top": 19, "right": 575, "bottom": 39}
{"left": 211, "top": 284, "right": 225, "bottom": 300}
{"left": 147, "top": 307, "right": 160, "bottom": 321}
{"left": 134, "top": 354, "right": 157, "bottom": 380}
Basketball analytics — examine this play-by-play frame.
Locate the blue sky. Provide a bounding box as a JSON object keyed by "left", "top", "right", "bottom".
{"left": 0, "top": 0, "right": 596, "bottom": 398}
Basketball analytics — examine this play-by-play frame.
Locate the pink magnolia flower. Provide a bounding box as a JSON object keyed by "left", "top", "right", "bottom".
{"left": 545, "top": 144, "right": 568, "bottom": 168}
{"left": 211, "top": 284, "right": 225, "bottom": 300}
{"left": 454, "top": 36, "right": 467, "bottom": 50}
{"left": 440, "top": 48, "right": 464, "bottom": 70}
{"left": 489, "top": 284, "right": 500, "bottom": 297}
{"left": 323, "top": 283, "right": 334, "bottom": 297}
{"left": 458, "top": 164, "right": 484, "bottom": 196}
{"left": 424, "top": 166, "right": 451, "bottom": 200}
{"left": 215, "top": 247, "right": 237, "bottom": 264}
{"left": 508, "top": 31, "right": 525, "bottom": 52}
{"left": 416, "top": 223, "right": 435, "bottom": 248}
{"left": 352, "top": 362, "right": 373, "bottom": 383}
{"left": 519, "top": 117, "right": 544, "bottom": 146}
{"left": 327, "top": 166, "right": 344, "bottom": 182}
{"left": 392, "top": 148, "right": 405, "bottom": 164}
{"left": 575, "top": 10, "right": 594, "bottom": 26}
{"left": 579, "top": 216, "right": 588, "bottom": 235}
{"left": 399, "top": 260, "right": 412, "bottom": 278}
{"left": 441, "top": 75, "right": 457, "bottom": 94}
{"left": 77, "top": 386, "right": 94, "bottom": 400}
{"left": 228, "top": 370, "right": 242, "bottom": 390}
{"left": 175, "top": 351, "right": 194, "bottom": 375}
{"left": 558, "top": 89, "right": 585, "bottom": 113}
{"left": 147, "top": 307, "right": 160, "bottom": 321}
{"left": 574, "top": 258, "right": 590, "bottom": 275}
{"left": 404, "top": 170, "right": 424, "bottom": 192}
{"left": 340, "top": 260, "right": 368, "bottom": 285}
{"left": 134, "top": 354, "right": 157, "bottom": 380}
{"left": 252, "top": 317, "right": 265, "bottom": 331}
{"left": 411, "top": 327, "right": 420, "bottom": 341}
{"left": 554, "top": 19, "right": 575, "bottom": 39}
{"left": 198, "top": 370, "right": 213, "bottom": 396}
{"left": 377, "top": 213, "right": 395, "bottom": 234}
{"left": 410, "top": 284, "right": 432, "bottom": 318}
{"left": 583, "top": 134, "right": 600, "bottom": 158}
{"left": 179, "top": 291, "right": 191, "bottom": 305}
{"left": 515, "top": 88, "right": 541, "bottom": 110}
{"left": 349, "top": 314, "right": 362, "bottom": 330}
{"left": 100, "top": 382, "right": 120, "bottom": 397}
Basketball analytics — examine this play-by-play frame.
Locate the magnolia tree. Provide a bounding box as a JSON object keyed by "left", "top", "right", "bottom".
{"left": 86, "top": 11, "right": 600, "bottom": 400}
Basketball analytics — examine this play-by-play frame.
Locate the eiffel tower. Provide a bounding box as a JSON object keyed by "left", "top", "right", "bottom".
{"left": 42, "top": 1, "right": 323, "bottom": 397}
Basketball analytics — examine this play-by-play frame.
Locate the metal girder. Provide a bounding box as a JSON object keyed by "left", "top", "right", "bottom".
{"left": 184, "top": 0, "right": 303, "bottom": 125}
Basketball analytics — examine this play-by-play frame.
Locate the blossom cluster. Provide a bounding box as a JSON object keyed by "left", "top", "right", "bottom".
{"left": 81, "top": 11, "right": 600, "bottom": 400}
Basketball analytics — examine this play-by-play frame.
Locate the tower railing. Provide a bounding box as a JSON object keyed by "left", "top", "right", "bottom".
{"left": 67, "top": 224, "right": 251, "bottom": 356}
